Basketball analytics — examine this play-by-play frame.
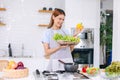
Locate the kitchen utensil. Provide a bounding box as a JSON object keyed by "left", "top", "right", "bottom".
{"left": 33, "top": 69, "right": 41, "bottom": 80}
{"left": 58, "top": 60, "right": 78, "bottom": 72}
{"left": 42, "top": 70, "right": 58, "bottom": 80}
{"left": 36, "top": 69, "right": 40, "bottom": 75}
{"left": 75, "top": 70, "right": 90, "bottom": 79}
{"left": 49, "top": 7, "right": 52, "bottom": 11}
{"left": 43, "top": 7, "right": 46, "bottom": 10}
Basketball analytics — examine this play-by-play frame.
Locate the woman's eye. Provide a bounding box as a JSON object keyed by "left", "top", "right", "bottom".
{"left": 59, "top": 18, "right": 64, "bottom": 21}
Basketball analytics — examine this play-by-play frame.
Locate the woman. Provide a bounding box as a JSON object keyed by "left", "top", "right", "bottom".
{"left": 42, "top": 8, "right": 80, "bottom": 71}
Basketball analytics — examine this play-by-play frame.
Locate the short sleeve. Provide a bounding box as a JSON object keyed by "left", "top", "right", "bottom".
{"left": 41, "top": 30, "right": 50, "bottom": 44}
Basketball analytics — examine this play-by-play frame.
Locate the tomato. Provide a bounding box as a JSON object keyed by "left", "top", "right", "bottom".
{"left": 82, "top": 66, "right": 88, "bottom": 73}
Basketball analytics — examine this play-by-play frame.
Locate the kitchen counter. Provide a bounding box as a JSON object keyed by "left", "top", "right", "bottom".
{"left": 0, "top": 57, "right": 118, "bottom": 80}
{"left": 0, "top": 57, "right": 49, "bottom": 80}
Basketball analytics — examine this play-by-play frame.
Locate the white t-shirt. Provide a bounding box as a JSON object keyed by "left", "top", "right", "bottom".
{"left": 42, "top": 28, "right": 73, "bottom": 71}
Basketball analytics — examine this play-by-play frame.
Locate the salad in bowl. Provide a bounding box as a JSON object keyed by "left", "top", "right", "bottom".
{"left": 53, "top": 33, "right": 80, "bottom": 45}
{"left": 86, "top": 67, "right": 100, "bottom": 76}
{"left": 101, "top": 61, "right": 120, "bottom": 79}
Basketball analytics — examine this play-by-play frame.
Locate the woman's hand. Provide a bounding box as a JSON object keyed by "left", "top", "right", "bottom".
{"left": 59, "top": 44, "right": 75, "bottom": 52}
{"left": 73, "top": 23, "right": 84, "bottom": 37}
{"left": 58, "top": 44, "right": 69, "bottom": 49}
{"left": 73, "top": 28, "right": 81, "bottom": 37}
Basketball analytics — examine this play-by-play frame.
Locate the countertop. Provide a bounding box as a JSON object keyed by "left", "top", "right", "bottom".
{"left": 0, "top": 57, "right": 118, "bottom": 80}
{"left": 0, "top": 57, "right": 49, "bottom": 80}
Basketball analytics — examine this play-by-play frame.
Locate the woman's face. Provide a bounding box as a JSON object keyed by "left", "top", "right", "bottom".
{"left": 53, "top": 14, "right": 65, "bottom": 28}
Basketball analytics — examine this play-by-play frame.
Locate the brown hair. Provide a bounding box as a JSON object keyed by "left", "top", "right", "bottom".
{"left": 48, "top": 8, "right": 66, "bottom": 28}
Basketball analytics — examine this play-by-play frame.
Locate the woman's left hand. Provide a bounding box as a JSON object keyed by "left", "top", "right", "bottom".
{"left": 73, "top": 28, "right": 82, "bottom": 37}
{"left": 73, "top": 23, "right": 84, "bottom": 37}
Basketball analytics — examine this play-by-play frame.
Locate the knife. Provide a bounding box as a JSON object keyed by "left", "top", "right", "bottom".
{"left": 76, "top": 70, "right": 90, "bottom": 79}
{"left": 79, "top": 72, "right": 90, "bottom": 79}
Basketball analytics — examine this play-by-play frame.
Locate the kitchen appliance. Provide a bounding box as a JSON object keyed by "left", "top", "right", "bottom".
{"left": 58, "top": 60, "right": 78, "bottom": 72}
{"left": 71, "top": 48, "right": 94, "bottom": 66}
{"left": 71, "top": 28, "right": 94, "bottom": 49}
{"left": 33, "top": 70, "right": 90, "bottom": 80}
{"left": 71, "top": 28, "right": 94, "bottom": 66}
{"left": 33, "top": 69, "right": 59, "bottom": 80}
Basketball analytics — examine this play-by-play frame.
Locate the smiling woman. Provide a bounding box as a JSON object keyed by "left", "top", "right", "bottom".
{"left": 41, "top": 8, "right": 82, "bottom": 71}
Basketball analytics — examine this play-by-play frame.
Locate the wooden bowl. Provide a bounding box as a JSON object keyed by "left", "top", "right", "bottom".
{"left": 2, "top": 68, "right": 29, "bottom": 78}
{"left": 0, "top": 60, "right": 9, "bottom": 72}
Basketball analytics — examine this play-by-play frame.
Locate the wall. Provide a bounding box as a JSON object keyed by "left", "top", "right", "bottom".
{"left": 0, "top": 0, "right": 65, "bottom": 58}
{"left": 101, "top": 0, "right": 113, "bottom": 10}
{"left": 65, "top": 0, "right": 100, "bottom": 67}
{"left": 0, "top": 0, "right": 100, "bottom": 67}
{"left": 112, "top": 0, "right": 120, "bottom": 61}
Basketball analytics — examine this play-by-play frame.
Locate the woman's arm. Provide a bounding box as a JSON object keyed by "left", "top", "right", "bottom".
{"left": 73, "top": 29, "right": 81, "bottom": 37}
{"left": 43, "top": 43, "right": 68, "bottom": 56}
{"left": 70, "top": 28, "right": 83, "bottom": 51}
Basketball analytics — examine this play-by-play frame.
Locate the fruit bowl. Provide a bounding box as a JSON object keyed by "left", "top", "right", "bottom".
{"left": 101, "top": 72, "right": 120, "bottom": 80}
{"left": 0, "top": 60, "right": 9, "bottom": 72}
{"left": 3, "top": 68, "right": 29, "bottom": 78}
{"left": 102, "top": 61, "right": 120, "bottom": 79}
{"left": 2, "top": 60, "right": 29, "bottom": 78}
{"left": 57, "top": 40, "right": 79, "bottom": 45}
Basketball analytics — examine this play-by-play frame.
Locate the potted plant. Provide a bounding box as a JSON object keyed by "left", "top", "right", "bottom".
{"left": 100, "top": 10, "right": 113, "bottom": 67}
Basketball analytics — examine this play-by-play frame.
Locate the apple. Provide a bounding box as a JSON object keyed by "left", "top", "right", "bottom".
{"left": 16, "top": 66, "right": 25, "bottom": 69}
{"left": 17, "top": 61, "right": 24, "bottom": 67}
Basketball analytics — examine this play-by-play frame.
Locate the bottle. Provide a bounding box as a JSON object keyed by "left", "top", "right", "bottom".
{"left": 8, "top": 43, "right": 12, "bottom": 57}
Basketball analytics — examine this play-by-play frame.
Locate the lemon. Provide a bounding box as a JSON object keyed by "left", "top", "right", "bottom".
{"left": 76, "top": 23, "right": 84, "bottom": 30}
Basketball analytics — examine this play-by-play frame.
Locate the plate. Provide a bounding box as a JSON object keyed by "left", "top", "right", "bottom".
{"left": 57, "top": 40, "right": 79, "bottom": 45}
{"left": 101, "top": 72, "right": 120, "bottom": 80}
